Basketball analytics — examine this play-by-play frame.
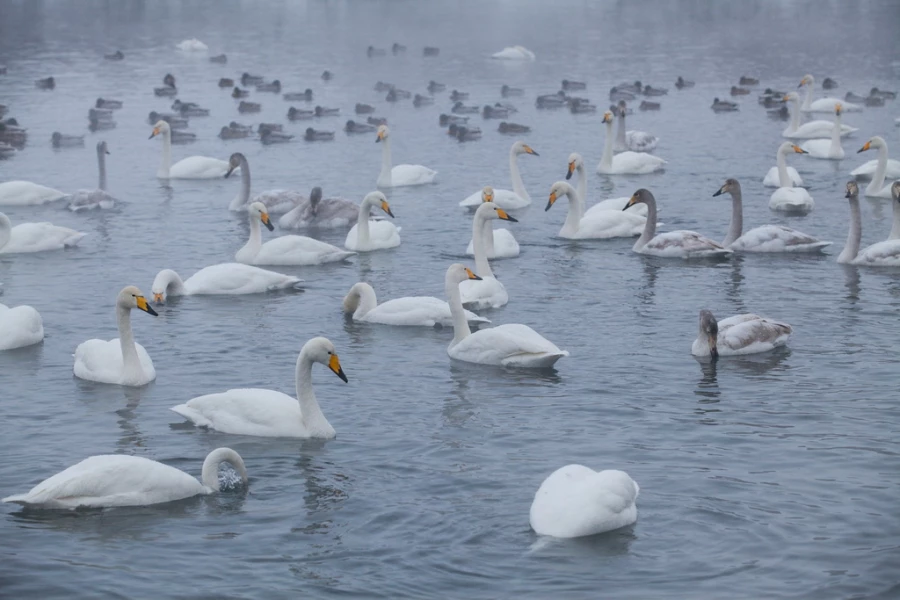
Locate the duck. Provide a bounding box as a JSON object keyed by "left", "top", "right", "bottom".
{"left": 345, "top": 119, "right": 376, "bottom": 134}
{"left": 343, "top": 282, "right": 489, "bottom": 328}
{"left": 0, "top": 212, "right": 85, "bottom": 253}
{"left": 529, "top": 465, "right": 639, "bottom": 538}
{"left": 51, "top": 132, "right": 84, "bottom": 148}
{"left": 498, "top": 122, "right": 530, "bottom": 134}
{"left": 344, "top": 191, "right": 400, "bottom": 251}
{"left": 255, "top": 79, "right": 281, "bottom": 93}
{"left": 303, "top": 128, "right": 333, "bottom": 142}
{"left": 638, "top": 100, "right": 659, "bottom": 111}
{"left": 566, "top": 152, "right": 647, "bottom": 217}
{"left": 219, "top": 126, "right": 249, "bottom": 139}
{"left": 66, "top": 141, "right": 118, "bottom": 211}
{"left": 375, "top": 125, "right": 437, "bottom": 187}
{"left": 231, "top": 87, "right": 249, "bottom": 98}
{"left": 209, "top": 53, "right": 227, "bottom": 64}
{"left": 459, "top": 141, "right": 537, "bottom": 210}
{"left": 171, "top": 337, "right": 347, "bottom": 438}
{"left": 287, "top": 107, "right": 314, "bottom": 120}
{"left": 453, "top": 126, "right": 482, "bottom": 142}
{"left": 492, "top": 46, "right": 536, "bottom": 60}
{"left": 355, "top": 103, "right": 375, "bottom": 114}
{"left": 452, "top": 101, "right": 480, "bottom": 114}
{"left": 151, "top": 264, "right": 302, "bottom": 302}
{"left": 799, "top": 74, "right": 861, "bottom": 112}
{"left": 446, "top": 264, "right": 567, "bottom": 367}
{"left": 459, "top": 203, "right": 518, "bottom": 309}
{"left": 240, "top": 72, "right": 264, "bottom": 86}
{"left": 367, "top": 45, "right": 386, "bottom": 57}
{"left": 0, "top": 178, "right": 65, "bottom": 206}
{"left": 261, "top": 130, "right": 294, "bottom": 145}
{"left": 561, "top": 79, "right": 586, "bottom": 91}
{"left": 763, "top": 142, "right": 805, "bottom": 187}
{"left": 569, "top": 99, "right": 597, "bottom": 113}
{"left": 852, "top": 137, "right": 900, "bottom": 197}
{"left": 73, "top": 286, "right": 158, "bottom": 387}
{"left": 546, "top": 181, "right": 646, "bottom": 239}
{"left": 413, "top": 94, "right": 434, "bottom": 107}
{"left": 711, "top": 97, "right": 738, "bottom": 112}
{"left": 392, "top": 42, "right": 406, "bottom": 55}
{"left": 450, "top": 90, "right": 469, "bottom": 101}
{"left": 368, "top": 116, "right": 387, "bottom": 127}
{"left": 218, "top": 78, "right": 234, "bottom": 88}
{"left": 147, "top": 111, "right": 188, "bottom": 129}
{"left": 739, "top": 75, "right": 759, "bottom": 86}
{"left": 321, "top": 70, "right": 333, "bottom": 80}
{"left": 714, "top": 178, "right": 830, "bottom": 252}
{"left": 279, "top": 187, "right": 360, "bottom": 229}
{"left": 597, "top": 111, "right": 666, "bottom": 175}
{"left": 236, "top": 202, "right": 355, "bottom": 266}
{"left": 641, "top": 84, "right": 668, "bottom": 96}
{"left": 440, "top": 114, "right": 468, "bottom": 127}
{"left": 609, "top": 87, "right": 636, "bottom": 102}
{"left": 624, "top": 189, "right": 732, "bottom": 258}
{"left": 675, "top": 76, "right": 695, "bottom": 89}
{"left": 781, "top": 92, "right": 858, "bottom": 138}
{"left": 614, "top": 101, "right": 658, "bottom": 152}
{"left": 800, "top": 104, "right": 845, "bottom": 160}
{"left": 95, "top": 97, "right": 123, "bottom": 109}
{"left": 172, "top": 99, "right": 209, "bottom": 116}
{"left": 465, "top": 187, "right": 520, "bottom": 258}
{"left": 692, "top": 310, "right": 792, "bottom": 359}
{"left": 314, "top": 105, "right": 340, "bottom": 117}
{"left": 730, "top": 86, "right": 750, "bottom": 96}
{"left": 238, "top": 101, "right": 260, "bottom": 113}
{"left": 150, "top": 120, "right": 231, "bottom": 179}
{"left": 0, "top": 302, "right": 44, "bottom": 350}
{"left": 385, "top": 88, "right": 411, "bottom": 102}
{"left": 374, "top": 81, "right": 394, "bottom": 92}
{"left": 104, "top": 50, "right": 124, "bottom": 61}
{"left": 284, "top": 89, "right": 313, "bottom": 101}
{"left": 823, "top": 77, "right": 839, "bottom": 90}
{"left": 2, "top": 448, "right": 247, "bottom": 509}
{"left": 427, "top": 81, "right": 446, "bottom": 94}
{"left": 536, "top": 92, "right": 566, "bottom": 109}
{"left": 838, "top": 181, "right": 900, "bottom": 266}
{"left": 423, "top": 46, "right": 440, "bottom": 56}
{"left": 35, "top": 76, "right": 55, "bottom": 90}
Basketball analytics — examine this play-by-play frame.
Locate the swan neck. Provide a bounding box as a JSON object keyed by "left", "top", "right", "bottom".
{"left": 872, "top": 143, "right": 888, "bottom": 191}
{"left": 890, "top": 195, "right": 900, "bottom": 240}
{"left": 201, "top": 448, "right": 247, "bottom": 491}
{"left": 723, "top": 188, "right": 743, "bottom": 246}
{"left": 379, "top": 137, "right": 392, "bottom": 185}
{"left": 802, "top": 80, "right": 814, "bottom": 110}
{"left": 509, "top": 147, "right": 528, "bottom": 201}
{"left": 241, "top": 212, "right": 262, "bottom": 259}
{"left": 472, "top": 212, "right": 494, "bottom": 277}
{"left": 634, "top": 196, "right": 657, "bottom": 250}
{"left": 353, "top": 284, "right": 378, "bottom": 318}
{"left": 616, "top": 112, "right": 626, "bottom": 147}
{"left": 295, "top": 352, "right": 327, "bottom": 428}
{"left": 789, "top": 98, "right": 800, "bottom": 131}
{"left": 840, "top": 196, "right": 862, "bottom": 263}
{"left": 116, "top": 305, "right": 143, "bottom": 380}
{"left": 561, "top": 186, "right": 584, "bottom": 236}
{"left": 482, "top": 218, "right": 495, "bottom": 256}
{"left": 0, "top": 214, "right": 10, "bottom": 251}
{"left": 446, "top": 273, "right": 471, "bottom": 343}
{"left": 97, "top": 146, "right": 107, "bottom": 191}
{"left": 776, "top": 145, "right": 791, "bottom": 188}
{"left": 157, "top": 128, "right": 172, "bottom": 178}
{"left": 576, "top": 164, "right": 587, "bottom": 216}
{"left": 356, "top": 199, "right": 371, "bottom": 247}
{"left": 601, "top": 120, "right": 614, "bottom": 168}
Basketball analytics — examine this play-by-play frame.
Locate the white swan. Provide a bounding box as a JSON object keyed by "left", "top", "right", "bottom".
{"left": 0, "top": 212, "right": 85, "bottom": 254}
{"left": 446, "top": 264, "right": 568, "bottom": 368}
{"left": 171, "top": 337, "right": 347, "bottom": 438}
{"left": 763, "top": 142, "right": 805, "bottom": 187}
{"left": 853, "top": 137, "right": 900, "bottom": 197}
{"left": 226, "top": 152, "right": 302, "bottom": 214}
{"left": 236, "top": 202, "right": 355, "bottom": 266}
{"left": 3, "top": 448, "right": 247, "bottom": 509}
{"left": 597, "top": 111, "right": 666, "bottom": 175}
{"left": 547, "top": 181, "right": 646, "bottom": 239}
{"left": 492, "top": 46, "right": 535, "bottom": 60}
{"left": 839, "top": 181, "right": 900, "bottom": 266}
{"left": 150, "top": 120, "right": 233, "bottom": 179}
{"left": 465, "top": 187, "right": 520, "bottom": 258}
{"left": 529, "top": 465, "right": 639, "bottom": 538}
{"left": 800, "top": 104, "right": 845, "bottom": 160}
{"left": 459, "top": 141, "right": 539, "bottom": 210}
{"left": 459, "top": 203, "right": 517, "bottom": 309}
{"left": 0, "top": 180, "right": 66, "bottom": 206}
{"left": 692, "top": 310, "right": 792, "bottom": 358}
{"left": 714, "top": 179, "right": 830, "bottom": 252}
{"left": 176, "top": 38, "right": 209, "bottom": 52}
{"left": 67, "top": 141, "right": 117, "bottom": 211}
{"left": 0, "top": 302, "right": 44, "bottom": 350}
{"left": 74, "top": 286, "right": 158, "bottom": 386}
{"left": 375, "top": 125, "right": 437, "bottom": 187}
{"left": 279, "top": 187, "right": 360, "bottom": 229}
{"left": 799, "top": 74, "right": 862, "bottom": 113}
{"left": 566, "top": 153, "right": 648, "bottom": 217}
{"left": 625, "top": 189, "right": 732, "bottom": 258}
{"left": 344, "top": 191, "right": 401, "bottom": 251}
{"left": 151, "top": 264, "right": 302, "bottom": 303}
{"left": 614, "top": 103, "right": 658, "bottom": 152}
{"left": 782, "top": 92, "right": 858, "bottom": 138}
{"left": 343, "top": 281, "right": 489, "bottom": 327}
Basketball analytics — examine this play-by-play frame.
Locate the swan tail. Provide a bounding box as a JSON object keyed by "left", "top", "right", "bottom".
{"left": 2, "top": 494, "right": 28, "bottom": 504}
{"left": 64, "top": 232, "right": 87, "bottom": 247}
{"left": 502, "top": 350, "right": 569, "bottom": 368}
{"left": 170, "top": 404, "right": 213, "bottom": 427}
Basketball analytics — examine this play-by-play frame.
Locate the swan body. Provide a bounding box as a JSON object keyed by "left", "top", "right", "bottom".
{"left": 459, "top": 203, "right": 518, "bottom": 309}
{"left": 150, "top": 120, "right": 231, "bottom": 179}
{"left": 344, "top": 191, "right": 401, "bottom": 251}
{"left": 763, "top": 142, "right": 806, "bottom": 187}
{"left": 279, "top": 187, "right": 359, "bottom": 229}
{"left": 151, "top": 264, "right": 301, "bottom": 302}
{"left": 225, "top": 153, "right": 304, "bottom": 214}
{"left": 74, "top": 286, "right": 158, "bottom": 386}
{"left": 2, "top": 448, "right": 246, "bottom": 509}
{"left": 67, "top": 141, "right": 117, "bottom": 211}
{"left": 547, "top": 181, "right": 646, "bottom": 239}
{"left": 0, "top": 213, "right": 86, "bottom": 254}
{"left": 625, "top": 189, "right": 732, "bottom": 258}
{"left": 800, "top": 104, "right": 845, "bottom": 160}
{"left": 597, "top": 111, "right": 665, "bottom": 175}
{"left": 840, "top": 181, "right": 900, "bottom": 266}
{"left": 465, "top": 187, "right": 520, "bottom": 258}
{"left": 781, "top": 92, "right": 857, "bottom": 138}
{"left": 566, "top": 153, "right": 648, "bottom": 218}
{"left": 529, "top": 465, "right": 639, "bottom": 538}
{"left": 176, "top": 38, "right": 208, "bottom": 52}
{"left": 375, "top": 125, "right": 437, "bottom": 187}
{"left": 769, "top": 187, "right": 814, "bottom": 213}
{"left": 614, "top": 101, "right": 658, "bottom": 152}
{"left": 692, "top": 310, "right": 792, "bottom": 358}
{"left": 854, "top": 137, "right": 900, "bottom": 197}
{"left": 799, "top": 75, "right": 861, "bottom": 113}
{"left": 459, "top": 141, "right": 539, "bottom": 210}
{"left": 343, "top": 282, "right": 489, "bottom": 327}
{"left": 492, "top": 46, "right": 535, "bottom": 60}
{"left": 0, "top": 181, "right": 66, "bottom": 206}
{"left": 171, "top": 337, "right": 348, "bottom": 438}
{"left": 446, "top": 264, "right": 568, "bottom": 368}
{"left": 0, "top": 303, "right": 44, "bottom": 350}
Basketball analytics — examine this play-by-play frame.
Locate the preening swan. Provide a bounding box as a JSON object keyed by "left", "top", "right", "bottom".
{"left": 171, "top": 337, "right": 348, "bottom": 438}
{"left": 279, "top": 187, "right": 360, "bottom": 229}
{"left": 3, "top": 448, "right": 247, "bottom": 509}
{"left": 767, "top": 143, "right": 814, "bottom": 213}
{"left": 66, "top": 141, "right": 117, "bottom": 211}
{"left": 236, "top": 202, "right": 355, "bottom": 266}
{"left": 546, "top": 181, "right": 646, "bottom": 239}
{"left": 0, "top": 212, "right": 85, "bottom": 254}
{"left": 492, "top": 46, "right": 535, "bottom": 60}
{"left": 0, "top": 180, "right": 66, "bottom": 206}
{"left": 0, "top": 302, "right": 44, "bottom": 350}
{"left": 714, "top": 178, "right": 830, "bottom": 252}
{"left": 176, "top": 38, "right": 209, "bottom": 52}
{"left": 344, "top": 191, "right": 401, "bottom": 251}
{"left": 692, "top": 310, "right": 792, "bottom": 359}
{"left": 566, "top": 153, "right": 647, "bottom": 217}
{"left": 853, "top": 137, "right": 900, "bottom": 198}
{"left": 800, "top": 104, "right": 845, "bottom": 160}
{"left": 459, "top": 203, "right": 518, "bottom": 309}
{"left": 529, "top": 465, "right": 639, "bottom": 538}
{"left": 839, "top": 181, "right": 900, "bottom": 266}
{"left": 799, "top": 74, "right": 861, "bottom": 113}
{"left": 597, "top": 111, "right": 666, "bottom": 175}
{"left": 74, "top": 286, "right": 158, "bottom": 386}
{"left": 151, "top": 264, "right": 302, "bottom": 303}
{"left": 343, "top": 281, "right": 489, "bottom": 327}
{"left": 614, "top": 101, "right": 658, "bottom": 152}
{"left": 446, "top": 264, "right": 568, "bottom": 368}
{"left": 375, "top": 125, "right": 437, "bottom": 187}
{"left": 763, "top": 142, "right": 805, "bottom": 187}
{"left": 226, "top": 152, "right": 304, "bottom": 214}
{"left": 459, "top": 141, "right": 539, "bottom": 210}
{"left": 624, "top": 189, "right": 732, "bottom": 258}
{"left": 782, "top": 92, "right": 858, "bottom": 138}
{"left": 465, "top": 187, "right": 520, "bottom": 258}
{"left": 150, "top": 120, "right": 232, "bottom": 179}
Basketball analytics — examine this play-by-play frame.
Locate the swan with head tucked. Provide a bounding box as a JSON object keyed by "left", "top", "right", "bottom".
{"left": 151, "top": 264, "right": 302, "bottom": 303}
{"left": 2, "top": 448, "right": 247, "bottom": 509}
{"left": 597, "top": 111, "right": 666, "bottom": 175}
{"left": 800, "top": 104, "right": 845, "bottom": 160}
{"left": 0, "top": 180, "right": 66, "bottom": 206}
{"left": 0, "top": 212, "right": 85, "bottom": 254}
{"left": 692, "top": 310, "right": 792, "bottom": 359}
{"left": 839, "top": 181, "right": 900, "bottom": 266}
{"left": 529, "top": 465, "right": 639, "bottom": 538}
{"left": 375, "top": 125, "right": 437, "bottom": 187}
{"left": 459, "top": 203, "right": 518, "bottom": 309}
{"left": 566, "top": 153, "right": 648, "bottom": 217}
{"left": 799, "top": 75, "right": 862, "bottom": 113}
{"left": 150, "top": 120, "right": 233, "bottom": 179}
{"left": 614, "top": 101, "right": 658, "bottom": 152}
{"left": 782, "top": 92, "right": 858, "bottom": 138}
{"left": 446, "top": 264, "right": 568, "bottom": 368}
{"left": 459, "top": 142, "right": 539, "bottom": 210}
{"left": 546, "top": 181, "right": 646, "bottom": 239}
{"left": 763, "top": 142, "right": 805, "bottom": 187}
{"left": 465, "top": 187, "right": 520, "bottom": 258}
{"left": 492, "top": 46, "right": 535, "bottom": 60}
{"left": 714, "top": 178, "right": 830, "bottom": 252}
{"left": 624, "top": 189, "right": 732, "bottom": 258}
{"left": 343, "top": 281, "right": 489, "bottom": 327}
{"left": 74, "top": 286, "right": 158, "bottom": 386}
{"left": 279, "top": 187, "right": 360, "bottom": 229}
{"left": 853, "top": 137, "right": 900, "bottom": 197}
{"left": 225, "top": 153, "right": 304, "bottom": 214}
{"left": 236, "top": 202, "right": 355, "bottom": 265}
{"left": 171, "top": 337, "right": 348, "bottom": 438}
{"left": 0, "top": 302, "right": 44, "bottom": 350}
{"left": 65, "top": 141, "right": 117, "bottom": 211}
{"left": 344, "top": 191, "right": 400, "bottom": 251}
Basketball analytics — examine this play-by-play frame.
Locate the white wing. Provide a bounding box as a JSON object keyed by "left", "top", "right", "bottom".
{"left": 184, "top": 263, "right": 301, "bottom": 295}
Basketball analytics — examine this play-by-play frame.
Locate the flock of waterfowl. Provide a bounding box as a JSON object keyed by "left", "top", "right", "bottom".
{"left": 1, "top": 37, "right": 900, "bottom": 539}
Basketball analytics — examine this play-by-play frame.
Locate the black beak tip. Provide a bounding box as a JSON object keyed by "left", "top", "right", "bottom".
{"left": 565, "top": 171, "right": 573, "bottom": 180}
{"left": 712, "top": 189, "right": 723, "bottom": 197}
{"left": 531, "top": 150, "right": 540, "bottom": 157}
{"left": 148, "top": 133, "right": 155, "bottom": 140}
{"left": 386, "top": 208, "right": 395, "bottom": 218}
{"left": 621, "top": 205, "right": 629, "bottom": 212}
{"left": 145, "top": 305, "right": 159, "bottom": 317}
{"left": 225, "top": 169, "right": 234, "bottom": 178}
{"left": 264, "top": 221, "right": 274, "bottom": 231}
{"left": 336, "top": 368, "right": 348, "bottom": 383}
{"left": 544, "top": 201, "right": 553, "bottom": 212}
{"left": 472, "top": 274, "right": 483, "bottom": 281}
{"left": 506, "top": 214, "right": 518, "bottom": 222}
{"left": 856, "top": 148, "right": 865, "bottom": 153}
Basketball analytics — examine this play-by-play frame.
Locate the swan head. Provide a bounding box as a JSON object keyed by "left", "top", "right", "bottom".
{"left": 782, "top": 91, "right": 799, "bottom": 103}
{"left": 446, "top": 263, "right": 483, "bottom": 287}
{"left": 248, "top": 201, "right": 274, "bottom": 231}
{"left": 779, "top": 142, "right": 807, "bottom": 155}
{"left": 512, "top": 141, "right": 539, "bottom": 156}
{"left": 799, "top": 74, "right": 813, "bottom": 88}
{"left": 845, "top": 181, "right": 859, "bottom": 199}
{"left": 225, "top": 152, "right": 245, "bottom": 178}
{"left": 699, "top": 310, "right": 719, "bottom": 360}
{"left": 97, "top": 140, "right": 109, "bottom": 155}
{"left": 117, "top": 285, "right": 158, "bottom": 316}
{"left": 857, "top": 136, "right": 884, "bottom": 154}
{"left": 163, "top": 73, "right": 176, "bottom": 88}
{"left": 363, "top": 191, "right": 394, "bottom": 218}
{"left": 309, "top": 186, "right": 323, "bottom": 213}
{"left": 601, "top": 110, "right": 614, "bottom": 124}
{"left": 566, "top": 152, "right": 583, "bottom": 179}
{"left": 476, "top": 201, "right": 517, "bottom": 222}
{"left": 892, "top": 181, "right": 900, "bottom": 203}
{"left": 303, "top": 337, "right": 348, "bottom": 382}
{"left": 623, "top": 188, "right": 654, "bottom": 211}
{"left": 713, "top": 178, "right": 740, "bottom": 197}
{"left": 481, "top": 186, "right": 494, "bottom": 203}
{"left": 150, "top": 269, "right": 180, "bottom": 303}
{"left": 342, "top": 282, "right": 374, "bottom": 315}
{"left": 834, "top": 103, "right": 842, "bottom": 116}
{"left": 149, "top": 120, "right": 170, "bottom": 139}
{"left": 546, "top": 181, "right": 575, "bottom": 211}
{"left": 616, "top": 100, "right": 627, "bottom": 115}
{"left": 375, "top": 124, "right": 389, "bottom": 142}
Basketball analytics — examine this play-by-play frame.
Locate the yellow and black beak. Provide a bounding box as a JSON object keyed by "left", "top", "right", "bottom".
{"left": 483, "top": 192, "right": 494, "bottom": 203}
{"left": 136, "top": 296, "right": 159, "bottom": 316}
{"left": 465, "top": 267, "right": 482, "bottom": 281}
{"left": 225, "top": 164, "right": 237, "bottom": 178}
{"left": 148, "top": 127, "right": 160, "bottom": 140}
{"left": 545, "top": 191, "right": 557, "bottom": 212}
{"left": 566, "top": 161, "right": 575, "bottom": 180}
{"left": 712, "top": 185, "right": 726, "bottom": 197}
{"left": 375, "top": 131, "right": 384, "bottom": 143}
{"left": 798, "top": 78, "right": 807, "bottom": 88}
{"left": 497, "top": 208, "right": 517, "bottom": 222}
{"left": 857, "top": 141, "right": 871, "bottom": 154}
{"left": 380, "top": 200, "right": 395, "bottom": 218}
{"left": 328, "top": 354, "right": 348, "bottom": 382}
{"left": 602, "top": 112, "right": 613, "bottom": 124}
{"left": 782, "top": 94, "right": 791, "bottom": 101}
{"left": 524, "top": 145, "right": 539, "bottom": 156}
{"left": 152, "top": 292, "right": 164, "bottom": 304}
{"left": 792, "top": 145, "right": 808, "bottom": 154}
{"left": 260, "top": 211, "right": 274, "bottom": 231}
{"left": 622, "top": 194, "right": 638, "bottom": 211}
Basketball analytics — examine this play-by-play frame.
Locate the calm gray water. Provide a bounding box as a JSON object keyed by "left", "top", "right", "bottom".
{"left": 1, "top": 0, "right": 899, "bottom": 598}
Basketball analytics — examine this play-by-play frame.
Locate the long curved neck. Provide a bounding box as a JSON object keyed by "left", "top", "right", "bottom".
{"left": 601, "top": 120, "right": 614, "bottom": 168}
{"left": 801, "top": 80, "right": 814, "bottom": 110}
{"left": 872, "top": 143, "right": 889, "bottom": 191}
{"left": 509, "top": 147, "right": 528, "bottom": 200}
{"left": 839, "top": 196, "right": 862, "bottom": 263}
{"left": 356, "top": 199, "right": 372, "bottom": 246}
{"left": 776, "top": 146, "right": 792, "bottom": 188}
{"left": 616, "top": 112, "right": 626, "bottom": 147}
{"left": 242, "top": 214, "right": 262, "bottom": 258}
{"left": 560, "top": 186, "right": 584, "bottom": 237}
{"left": 116, "top": 305, "right": 144, "bottom": 380}
{"left": 723, "top": 188, "right": 743, "bottom": 246}
{"left": 295, "top": 352, "right": 328, "bottom": 429}
{"left": 157, "top": 129, "right": 172, "bottom": 178}
{"left": 829, "top": 112, "right": 841, "bottom": 154}
{"left": 472, "top": 213, "right": 494, "bottom": 277}
{"left": 154, "top": 270, "right": 186, "bottom": 296}
{"left": 229, "top": 156, "right": 251, "bottom": 210}
{"left": 481, "top": 217, "right": 496, "bottom": 256}
{"left": 445, "top": 275, "right": 471, "bottom": 343}
{"left": 634, "top": 197, "right": 657, "bottom": 250}
{"left": 789, "top": 98, "right": 801, "bottom": 131}
{"left": 97, "top": 147, "right": 107, "bottom": 190}
{"left": 0, "top": 214, "right": 10, "bottom": 251}
{"left": 890, "top": 195, "right": 900, "bottom": 240}
{"left": 379, "top": 138, "right": 392, "bottom": 185}
{"left": 352, "top": 284, "right": 378, "bottom": 318}
{"left": 201, "top": 448, "right": 247, "bottom": 491}
{"left": 576, "top": 164, "right": 587, "bottom": 215}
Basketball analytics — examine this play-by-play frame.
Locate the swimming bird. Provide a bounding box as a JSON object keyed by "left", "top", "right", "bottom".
{"left": 464, "top": 187, "right": 520, "bottom": 258}
{"left": 151, "top": 264, "right": 302, "bottom": 303}
{"left": 692, "top": 310, "right": 792, "bottom": 359}
{"left": 614, "top": 101, "right": 658, "bottom": 152}
{"left": 800, "top": 104, "right": 845, "bottom": 160}
{"left": 781, "top": 92, "right": 858, "bottom": 138}
{"left": 799, "top": 74, "right": 861, "bottom": 112}
{"left": 150, "top": 120, "right": 231, "bottom": 179}
{"left": 0, "top": 212, "right": 85, "bottom": 253}
{"left": 459, "top": 141, "right": 537, "bottom": 210}
{"left": 459, "top": 203, "right": 518, "bottom": 309}
{"left": 375, "top": 125, "right": 437, "bottom": 187}
{"left": 624, "top": 189, "right": 731, "bottom": 258}
{"left": 838, "top": 181, "right": 900, "bottom": 266}
{"left": 763, "top": 142, "right": 805, "bottom": 187}
{"left": 279, "top": 187, "right": 360, "bottom": 229}
{"left": 598, "top": 111, "right": 665, "bottom": 174}
{"left": 852, "top": 137, "right": 900, "bottom": 197}
{"left": 51, "top": 132, "right": 84, "bottom": 148}
{"left": 546, "top": 181, "right": 646, "bottom": 239}
{"left": 344, "top": 191, "right": 400, "bottom": 251}
{"left": 66, "top": 141, "right": 118, "bottom": 211}
{"left": 343, "top": 282, "right": 489, "bottom": 328}
{"left": 0, "top": 302, "right": 44, "bottom": 350}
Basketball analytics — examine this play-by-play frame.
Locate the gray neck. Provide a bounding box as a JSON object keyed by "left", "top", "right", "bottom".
{"left": 723, "top": 187, "right": 743, "bottom": 247}
{"left": 509, "top": 147, "right": 528, "bottom": 200}
{"left": 0, "top": 213, "right": 10, "bottom": 251}
{"left": 230, "top": 156, "right": 251, "bottom": 210}
{"left": 472, "top": 212, "right": 494, "bottom": 277}
{"left": 97, "top": 146, "right": 107, "bottom": 191}
{"left": 446, "top": 273, "right": 471, "bottom": 344}
{"left": 890, "top": 195, "right": 900, "bottom": 240}
{"left": 839, "top": 195, "right": 862, "bottom": 263}
{"left": 633, "top": 196, "right": 658, "bottom": 250}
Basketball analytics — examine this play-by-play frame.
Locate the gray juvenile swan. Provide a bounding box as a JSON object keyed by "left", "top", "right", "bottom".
{"left": 66, "top": 141, "right": 118, "bottom": 211}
